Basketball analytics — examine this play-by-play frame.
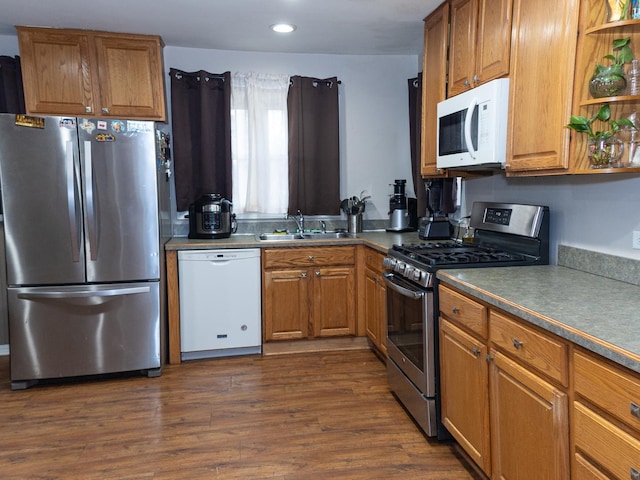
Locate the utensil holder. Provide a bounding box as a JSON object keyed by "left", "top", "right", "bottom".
{"left": 348, "top": 214, "right": 363, "bottom": 233}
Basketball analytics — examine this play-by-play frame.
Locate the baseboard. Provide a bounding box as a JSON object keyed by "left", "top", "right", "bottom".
{"left": 262, "top": 336, "right": 370, "bottom": 356}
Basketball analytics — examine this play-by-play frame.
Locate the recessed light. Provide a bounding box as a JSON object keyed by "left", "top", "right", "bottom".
{"left": 270, "top": 23, "right": 297, "bottom": 34}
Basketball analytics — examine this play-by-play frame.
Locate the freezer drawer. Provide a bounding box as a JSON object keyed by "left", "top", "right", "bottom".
{"left": 8, "top": 282, "right": 161, "bottom": 388}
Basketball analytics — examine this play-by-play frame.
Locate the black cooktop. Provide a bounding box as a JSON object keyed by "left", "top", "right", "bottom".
{"left": 390, "top": 242, "right": 528, "bottom": 267}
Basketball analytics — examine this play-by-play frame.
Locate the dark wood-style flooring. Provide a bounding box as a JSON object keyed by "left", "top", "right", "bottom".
{"left": 0, "top": 349, "right": 481, "bottom": 479}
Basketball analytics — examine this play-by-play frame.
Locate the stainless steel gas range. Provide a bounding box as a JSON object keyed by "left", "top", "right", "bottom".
{"left": 382, "top": 202, "right": 549, "bottom": 438}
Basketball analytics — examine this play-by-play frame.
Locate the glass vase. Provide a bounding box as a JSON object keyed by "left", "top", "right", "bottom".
{"left": 607, "top": 0, "right": 631, "bottom": 21}
{"left": 587, "top": 135, "right": 624, "bottom": 168}
{"left": 589, "top": 65, "right": 627, "bottom": 98}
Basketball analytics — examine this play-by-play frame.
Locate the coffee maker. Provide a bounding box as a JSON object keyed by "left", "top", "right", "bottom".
{"left": 418, "top": 179, "right": 453, "bottom": 240}
{"left": 386, "top": 179, "right": 417, "bottom": 232}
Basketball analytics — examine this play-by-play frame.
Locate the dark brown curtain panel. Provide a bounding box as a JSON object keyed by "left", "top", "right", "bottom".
{"left": 0, "top": 56, "right": 26, "bottom": 114}
{"left": 288, "top": 76, "right": 340, "bottom": 215}
{"left": 409, "top": 73, "right": 427, "bottom": 217}
{"left": 170, "top": 69, "right": 232, "bottom": 211}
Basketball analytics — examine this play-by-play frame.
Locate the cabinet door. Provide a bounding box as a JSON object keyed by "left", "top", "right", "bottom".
{"left": 17, "top": 27, "right": 96, "bottom": 116}
{"left": 440, "top": 318, "right": 491, "bottom": 476}
{"left": 312, "top": 266, "right": 356, "bottom": 337}
{"left": 421, "top": 2, "right": 449, "bottom": 177}
{"left": 263, "top": 269, "right": 309, "bottom": 341}
{"left": 364, "top": 267, "right": 381, "bottom": 347}
{"left": 490, "top": 349, "right": 570, "bottom": 479}
{"left": 376, "top": 274, "right": 387, "bottom": 356}
{"left": 475, "top": 0, "right": 512, "bottom": 84}
{"left": 448, "top": 0, "right": 478, "bottom": 97}
{"left": 364, "top": 266, "right": 387, "bottom": 355}
{"left": 93, "top": 34, "right": 166, "bottom": 120}
{"left": 505, "top": 0, "right": 579, "bottom": 174}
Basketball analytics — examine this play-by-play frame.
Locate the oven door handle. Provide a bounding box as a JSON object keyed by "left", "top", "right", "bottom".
{"left": 383, "top": 273, "right": 425, "bottom": 299}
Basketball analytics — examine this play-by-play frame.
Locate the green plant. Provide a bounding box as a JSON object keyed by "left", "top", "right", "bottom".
{"left": 595, "top": 37, "right": 634, "bottom": 76}
{"left": 565, "top": 104, "right": 635, "bottom": 139}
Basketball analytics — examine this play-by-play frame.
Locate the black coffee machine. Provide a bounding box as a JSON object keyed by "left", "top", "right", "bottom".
{"left": 386, "top": 179, "right": 417, "bottom": 232}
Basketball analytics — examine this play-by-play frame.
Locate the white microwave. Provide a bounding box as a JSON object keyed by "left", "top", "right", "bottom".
{"left": 436, "top": 78, "right": 510, "bottom": 169}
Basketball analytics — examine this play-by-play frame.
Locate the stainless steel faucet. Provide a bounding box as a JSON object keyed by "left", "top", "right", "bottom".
{"left": 286, "top": 210, "right": 305, "bottom": 232}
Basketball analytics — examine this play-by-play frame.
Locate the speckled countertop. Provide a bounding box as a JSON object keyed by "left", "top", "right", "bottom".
{"left": 165, "top": 231, "right": 422, "bottom": 254}
{"left": 437, "top": 264, "right": 640, "bottom": 374}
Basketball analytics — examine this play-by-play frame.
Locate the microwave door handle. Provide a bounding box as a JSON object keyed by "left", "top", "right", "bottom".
{"left": 464, "top": 98, "right": 478, "bottom": 158}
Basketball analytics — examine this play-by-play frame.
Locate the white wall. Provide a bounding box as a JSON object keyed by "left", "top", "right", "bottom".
{"left": 462, "top": 173, "right": 640, "bottom": 262}
{"left": 0, "top": 35, "right": 19, "bottom": 55}
{"left": 163, "top": 47, "right": 419, "bottom": 219}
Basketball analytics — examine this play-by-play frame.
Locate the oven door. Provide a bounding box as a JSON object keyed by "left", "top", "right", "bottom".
{"left": 383, "top": 272, "right": 435, "bottom": 398}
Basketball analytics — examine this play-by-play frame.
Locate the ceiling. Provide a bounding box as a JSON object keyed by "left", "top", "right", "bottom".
{"left": 0, "top": 0, "right": 440, "bottom": 55}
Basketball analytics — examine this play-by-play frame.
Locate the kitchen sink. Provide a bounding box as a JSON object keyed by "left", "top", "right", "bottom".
{"left": 257, "top": 233, "right": 304, "bottom": 241}
{"left": 256, "top": 231, "right": 354, "bottom": 241}
{"left": 300, "top": 231, "right": 353, "bottom": 239}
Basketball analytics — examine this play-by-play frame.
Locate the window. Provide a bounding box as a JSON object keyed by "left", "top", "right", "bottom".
{"left": 230, "top": 72, "right": 290, "bottom": 215}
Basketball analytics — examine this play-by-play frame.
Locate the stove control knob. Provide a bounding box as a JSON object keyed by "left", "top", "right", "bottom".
{"left": 382, "top": 257, "right": 396, "bottom": 269}
{"left": 394, "top": 261, "right": 406, "bottom": 274}
{"left": 411, "top": 269, "right": 423, "bottom": 282}
{"left": 404, "top": 265, "right": 415, "bottom": 278}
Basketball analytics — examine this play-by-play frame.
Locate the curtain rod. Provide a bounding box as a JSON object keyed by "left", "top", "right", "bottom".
{"left": 289, "top": 78, "right": 342, "bottom": 87}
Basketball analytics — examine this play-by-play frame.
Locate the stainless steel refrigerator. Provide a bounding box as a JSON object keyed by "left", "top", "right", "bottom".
{"left": 0, "top": 114, "right": 172, "bottom": 389}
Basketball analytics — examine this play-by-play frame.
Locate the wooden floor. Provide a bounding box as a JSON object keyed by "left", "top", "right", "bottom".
{"left": 0, "top": 349, "right": 481, "bottom": 479}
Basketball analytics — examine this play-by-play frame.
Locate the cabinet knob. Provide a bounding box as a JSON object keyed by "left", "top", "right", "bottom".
{"left": 102, "top": 107, "right": 109, "bottom": 114}
{"left": 308, "top": 255, "right": 314, "bottom": 261}
{"left": 85, "top": 106, "right": 92, "bottom": 113}
{"left": 512, "top": 338, "right": 524, "bottom": 349}
{"left": 315, "top": 271, "right": 320, "bottom": 276}
{"left": 471, "top": 347, "right": 480, "bottom": 357}
{"left": 464, "top": 79, "right": 470, "bottom": 87}
{"left": 472, "top": 74, "right": 479, "bottom": 84}
{"left": 301, "top": 272, "right": 308, "bottom": 278}
{"left": 452, "top": 306, "right": 460, "bottom": 314}
{"left": 631, "top": 467, "right": 640, "bottom": 480}
{"left": 631, "top": 402, "right": 640, "bottom": 419}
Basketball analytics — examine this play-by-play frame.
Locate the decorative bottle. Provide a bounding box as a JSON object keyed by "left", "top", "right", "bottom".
{"left": 627, "top": 58, "right": 640, "bottom": 96}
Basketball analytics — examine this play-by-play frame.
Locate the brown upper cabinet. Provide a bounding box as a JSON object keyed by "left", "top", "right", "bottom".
{"left": 420, "top": 2, "right": 449, "bottom": 177}
{"left": 17, "top": 26, "right": 166, "bottom": 121}
{"left": 504, "top": 0, "right": 579, "bottom": 175}
{"left": 447, "top": 0, "right": 513, "bottom": 97}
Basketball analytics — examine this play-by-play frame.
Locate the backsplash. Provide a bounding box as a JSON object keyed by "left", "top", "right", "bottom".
{"left": 173, "top": 218, "right": 389, "bottom": 237}
{"left": 558, "top": 245, "right": 640, "bottom": 286}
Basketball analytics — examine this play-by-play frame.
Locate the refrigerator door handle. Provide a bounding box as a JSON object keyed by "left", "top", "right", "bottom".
{"left": 17, "top": 286, "right": 151, "bottom": 299}
{"left": 83, "top": 140, "right": 98, "bottom": 261}
{"left": 65, "top": 141, "right": 81, "bottom": 262}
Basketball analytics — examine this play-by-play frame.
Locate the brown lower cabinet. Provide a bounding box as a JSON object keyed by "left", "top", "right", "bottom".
{"left": 262, "top": 246, "right": 356, "bottom": 341}
{"left": 439, "top": 284, "right": 570, "bottom": 479}
{"left": 361, "top": 247, "right": 387, "bottom": 357}
{"left": 572, "top": 349, "right": 640, "bottom": 479}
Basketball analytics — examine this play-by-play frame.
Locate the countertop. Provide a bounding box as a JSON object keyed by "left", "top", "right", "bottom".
{"left": 437, "top": 265, "right": 640, "bottom": 374}
{"left": 165, "top": 231, "right": 422, "bottom": 254}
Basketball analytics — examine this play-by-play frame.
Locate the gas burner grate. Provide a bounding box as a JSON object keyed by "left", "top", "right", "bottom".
{"left": 392, "top": 243, "right": 526, "bottom": 267}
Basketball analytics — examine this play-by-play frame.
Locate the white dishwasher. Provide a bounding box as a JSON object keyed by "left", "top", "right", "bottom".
{"left": 178, "top": 249, "right": 262, "bottom": 360}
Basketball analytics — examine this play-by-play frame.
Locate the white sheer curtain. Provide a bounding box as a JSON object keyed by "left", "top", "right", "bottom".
{"left": 231, "top": 72, "right": 290, "bottom": 214}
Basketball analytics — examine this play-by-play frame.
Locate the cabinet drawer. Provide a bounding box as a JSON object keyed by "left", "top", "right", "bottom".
{"left": 438, "top": 285, "right": 487, "bottom": 339}
{"left": 263, "top": 246, "right": 355, "bottom": 269}
{"left": 574, "top": 401, "right": 640, "bottom": 480}
{"left": 574, "top": 350, "right": 640, "bottom": 435}
{"left": 489, "top": 310, "right": 568, "bottom": 386}
{"left": 364, "top": 248, "right": 385, "bottom": 273}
